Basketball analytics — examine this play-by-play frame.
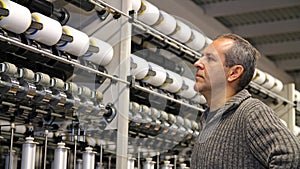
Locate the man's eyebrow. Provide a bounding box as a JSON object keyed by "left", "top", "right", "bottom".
{"left": 204, "top": 52, "right": 216, "bottom": 58}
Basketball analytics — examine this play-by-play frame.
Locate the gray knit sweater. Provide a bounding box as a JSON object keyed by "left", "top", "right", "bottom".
{"left": 191, "top": 89, "right": 300, "bottom": 169}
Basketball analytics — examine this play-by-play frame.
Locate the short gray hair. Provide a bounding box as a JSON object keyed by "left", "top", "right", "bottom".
{"left": 215, "top": 33, "right": 260, "bottom": 92}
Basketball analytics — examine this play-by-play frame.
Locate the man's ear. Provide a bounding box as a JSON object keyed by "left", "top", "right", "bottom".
{"left": 227, "top": 65, "right": 244, "bottom": 82}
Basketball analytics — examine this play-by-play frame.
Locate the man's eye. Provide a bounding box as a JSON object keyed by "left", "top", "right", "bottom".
{"left": 207, "top": 56, "right": 215, "bottom": 61}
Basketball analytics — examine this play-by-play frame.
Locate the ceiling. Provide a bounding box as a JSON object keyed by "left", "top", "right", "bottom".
{"left": 149, "top": 0, "right": 300, "bottom": 91}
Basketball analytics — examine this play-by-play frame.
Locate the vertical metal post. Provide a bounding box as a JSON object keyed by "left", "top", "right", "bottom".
{"left": 157, "top": 152, "right": 160, "bottom": 169}
{"left": 137, "top": 150, "right": 140, "bottom": 169}
{"left": 174, "top": 155, "right": 177, "bottom": 169}
{"left": 285, "top": 84, "right": 296, "bottom": 133}
{"left": 108, "top": 156, "right": 111, "bottom": 169}
{"left": 73, "top": 136, "right": 77, "bottom": 169}
{"left": 9, "top": 123, "right": 15, "bottom": 169}
{"left": 83, "top": 0, "right": 132, "bottom": 168}
{"left": 100, "top": 144, "right": 103, "bottom": 167}
{"left": 115, "top": 0, "right": 131, "bottom": 169}
{"left": 277, "top": 83, "right": 296, "bottom": 134}
{"left": 43, "top": 130, "right": 48, "bottom": 169}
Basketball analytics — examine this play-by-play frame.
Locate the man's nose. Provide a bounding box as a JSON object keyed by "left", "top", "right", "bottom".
{"left": 194, "top": 59, "right": 205, "bottom": 70}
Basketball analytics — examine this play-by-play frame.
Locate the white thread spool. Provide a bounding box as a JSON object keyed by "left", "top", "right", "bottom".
{"left": 252, "top": 69, "right": 267, "bottom": 85}
{"left": 83, "top": 37, "right": 114, "bottom": 66}
{"left": 65, "top": 82, "right": 79, "bottom": 95}
{"left": 262, "top": 73, "right": 276, "bottom": 89}
{"left": 5, "top": 150, "right": 17, "bottom": 169}
{"left": 137, "top": 0, "right": 160, "bottom": 25}
{"left": 57, "top": 25, "right": 89, "bottom": 56}
{"left": 252, "top": 69, "right": 258, "bottom": 80}
{"left": 180, "top": 76, "right": 197, "bottom": 99}
{"left": 185, "top": 29, "right": 206, "bottom": 51}
{"left": 76, "top": 159, "right": 83, "bottom": 169}
{"left": 149, "top": 107, "right": 159, "bottom": 119}
{"left": 192, "top": 121, "right": 199, "bottom": 132}
{"left": 159, "top": 111, "right": 168, "bottom": 121}
{"left": 21, "top": 137, "right": 37, "bottom": 169}
{"left": 143, "top": 62, "right": 167, "bottom": 86}
{"left": 20, "top": 68, "right": 35, "bottom": 81}
{"left": 0, "top": 1, "right": 31, "bottom": 34}
{"left": 175, "top": 116, "right": 184, "bottom": 126}
{"left": 199, "top": 37, "right": 213, "bottom": 52}
{"left": 199, "top": 94, "right": 207, "bottom": 104}
{"left": 0, "top": 62, "right": 18, "bottom": 75}
{"left": 168, "top": 114, "right": 175, "bottom": 124}
{"left": 15, "top": 125, "right": 26, "bottom": 134}
{"left": 130, "top": 101, "right": 140, "bottom": 113}
{"left": 161, "top": 161, "right": 172, "bottom": 169}
{"left": 184, "top": 118, "right": 192, "bottom": 129}
{"left": 35, "top": 72, "right": 51, "bottom": 88}
{"left": 160, "top": 70, "right": 183, "bottom": 93}
{"left": 179, "top": 163, "right": 187, "bottom": 169}
{"left": 127, "top": 156, "right": 135, "bottom": 169}
{"left": 26, "top": 12, "right": 62, "bottom": 46}
{"left": 170, "top": 20, "right": 192, "bottom": 43}
{"left": 140, "top": 104, "right": 150, "bottom": 115}
{"left": 0, "top": 120, "right": 10, "bottom": 131}
{"left": 48, "top": 132, "right": 54, "bottom": 138}
{"left": 192, "top": 93, "right": 206, "bottom": 104}
{"left": 132, "top": 0, "right": 141, "bottom": 12}
{"left": 206, "top": 37, "right": 213, "bottom": 44}
{"left": 130, "top": 54, "right": 149, "bottom": 79}
{"left": 51, "top": 77, "right": 65, "bottom": 90}
{"left": 153, "top": 10, "right": 177, "bottom": 35}
{"left": 82, "top": 147, "right": 95, "bottom": 169}
{"left": 53, "top": 142, "right": 68, "bottom": 169}
{"left": 271, "top": 79, "right": 283, "bottom": 93}
{"left": 143, "top": 158, "right": 152, "bottom": 169}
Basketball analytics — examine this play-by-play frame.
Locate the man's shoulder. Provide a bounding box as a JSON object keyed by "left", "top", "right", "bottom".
{"left": 238, "top": 96, "right": 272, "bottom": 113}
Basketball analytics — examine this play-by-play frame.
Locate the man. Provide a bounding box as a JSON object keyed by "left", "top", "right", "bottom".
{"left": 191, "top": 33, "right": 300, "bottom": 168}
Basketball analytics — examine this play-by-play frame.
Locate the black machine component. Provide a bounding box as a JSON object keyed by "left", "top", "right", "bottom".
{"left": 97, "top": 9, "right": 110, "bottom": 21}
{"left": 12, "top": 0, "right": 70, "bottom": 25}
{"left": 0, "top": 6, "right": 9, "bottom": 17}
{"left": 13, "top": 0, "right": 53, "bottom": 16}
{"left": 130, "top": 82, "right": 184, "bottom": 116}
{"left": 64, "top": 0, "right": 95, "bottom": 12}
{"left": 132, "top": 28, "right": 198, "bottom": 64}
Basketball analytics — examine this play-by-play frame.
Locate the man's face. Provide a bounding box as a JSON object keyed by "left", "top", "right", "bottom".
{"left": 194, "top": 38, "right": 234, "bottom": 94}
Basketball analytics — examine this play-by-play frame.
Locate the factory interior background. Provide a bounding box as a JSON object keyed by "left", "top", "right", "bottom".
{"left": 0, "top": 0, "right": 299, "bottom": 168}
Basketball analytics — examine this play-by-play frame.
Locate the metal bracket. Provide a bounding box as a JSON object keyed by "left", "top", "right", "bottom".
{"left": 127, "top": 75, "right": 136, "bottom": 88}
{"left": 0, "top": 7, "right": 9, "bottom": 17}
{"left": 128, "top": 10, "right": 135, "bottom": 23}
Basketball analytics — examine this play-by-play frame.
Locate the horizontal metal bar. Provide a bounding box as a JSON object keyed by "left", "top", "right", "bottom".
{"left": 90, "top": 0, "right": 202, "bottom": 60}
{"left": 134, "top": 85, "right": 204, "bottom": 112}
{"left": 91, "top": 0, "right": 131, "bottom": 17}
{"left": 1, "top": 101, "right": 77, "bottom": 120}
{"left": 249, "top": 81, "right": 297, "bottom": 107}
{"left": 0, "top": 78, "right": 103, "bottom": 117}
{"left": 0, "top": 34, "right": 130, "bottom": 85}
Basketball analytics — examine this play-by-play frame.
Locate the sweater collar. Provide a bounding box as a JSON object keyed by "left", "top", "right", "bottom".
{"left": 221, "top": 89, "right": 252, "bottom": 113}
{"left": 203, "top": 89, "right": 251, "bottom": 123}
